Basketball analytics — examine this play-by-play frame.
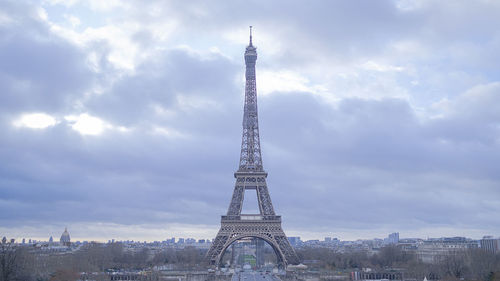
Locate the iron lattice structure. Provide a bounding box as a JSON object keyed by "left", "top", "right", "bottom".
{"left": 206, "top": 27, "right": 299, "bottom": 268}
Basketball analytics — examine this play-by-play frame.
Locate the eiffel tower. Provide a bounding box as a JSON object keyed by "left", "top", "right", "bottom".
{"left": 206, "top": 27, "right": 299, "bottom": 268}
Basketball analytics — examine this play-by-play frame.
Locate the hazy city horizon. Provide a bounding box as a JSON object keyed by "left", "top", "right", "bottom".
{"left": 4, "top": 226, "right": 498, "bottom": 244}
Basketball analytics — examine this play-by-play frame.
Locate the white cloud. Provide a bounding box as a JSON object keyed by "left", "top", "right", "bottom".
{"left": 65, "top": 113, "right": 109, "bottom": 135}
{"left": 49, "top": 24, "right": 140, "bottom": 70}
{"left": 152, "top": 126, "right": 187, "bottom": 139}
{"left": 37, "top": 7, "right": 48, "bottom": 21}
{"left": 361, "top": 61, "right": 405, "bottom": 72}
{"left": 117, "top": 126, "right": 131, "bottom": 133}
{"left": 64, "top": 14, "right": 81, "bottom": 28}
{"left": 257, "top": 70, "right": 326, "bottom": 96}
{"left": 41, "top": 2, "right": 177, "bottom": 72}
{"left": 13, "top": 113, "right": 57, "bottom": 129}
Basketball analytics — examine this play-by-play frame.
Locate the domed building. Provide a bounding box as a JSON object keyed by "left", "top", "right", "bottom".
{"left": 60, "top": 227, "right": 71, "bottom": 246}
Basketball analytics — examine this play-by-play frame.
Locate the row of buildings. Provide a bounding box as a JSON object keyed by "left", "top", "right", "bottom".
{"left": 10, "top": 229, "right": 500, "bottom": 263}
{"left": 290, "top": 233, "right": 500, "bottom": 263}
{"left": 288, "top": 233, "right": 401, "bottom": 249}
{"left": 7, "top": 227, "right": 71, "bottom": 247}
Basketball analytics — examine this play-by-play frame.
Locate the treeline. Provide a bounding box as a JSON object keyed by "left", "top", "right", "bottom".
{"left": 1, "top": 240, "right": 207, "bottom": 281}
{"left": 296, "top": 245, "right": 500, "bottom": 280}
{"left": 4, "top": 239, "right": 500, "bottom": 281}
{"left": 150, "top": 245, "right": 206, "bottom": 268}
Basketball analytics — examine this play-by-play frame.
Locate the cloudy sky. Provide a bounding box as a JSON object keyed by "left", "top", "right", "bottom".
{"left": 1, "top": 0, "right": 500, "bottom": 242}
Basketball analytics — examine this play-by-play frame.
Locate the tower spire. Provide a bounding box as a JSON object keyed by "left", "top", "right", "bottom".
{"left": 249, "top": 26, "right": 253, "bottom": 46}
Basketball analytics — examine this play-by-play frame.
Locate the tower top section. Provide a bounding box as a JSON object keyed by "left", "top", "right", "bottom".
{"left": 245, "top": 26, "right": 257, "bottom": 61}
{"left": 239, "top": 26, "right": 263, "bottom": 172}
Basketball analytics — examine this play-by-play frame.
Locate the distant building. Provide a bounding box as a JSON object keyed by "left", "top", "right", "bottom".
{"left": 49, "top": 236, "right": 53, "bottom": 243}
{"left": 480, "top": 236, "right": 500, "bottom": 254}
{"left": 60, "top": 227, "right": 71, "bottom": 246}
{"left": 288, "top": 237, "right": 302, "bottom": 247}
{"left": 416, "top": 237, "right": 478, "bottom": 263}
{"left": 387, "top": 232, "right": 399, "bottom": 244}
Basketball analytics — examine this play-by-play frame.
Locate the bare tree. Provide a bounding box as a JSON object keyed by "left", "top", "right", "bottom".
{"left": 438, "top": 251, "right": 468, "bottom": 279}
{"left": 465, "top": 249, "right": 496, "bottom": 280}
{"left": 365, "top": 245, "right": 415, "bottom": 270}
{"left": 0, "top": 238, "right": 22, "bottom": 281}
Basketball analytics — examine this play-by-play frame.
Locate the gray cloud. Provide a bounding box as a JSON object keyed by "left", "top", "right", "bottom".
{"left": 0, "top": 4, "right": 93, "bottom": 116}
{"left": 0, "top": 0, "right": 499, "bottom": 240}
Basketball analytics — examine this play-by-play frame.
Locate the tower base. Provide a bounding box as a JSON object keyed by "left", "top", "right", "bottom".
{"left": 207, "top": 217, "right": 299, "bottom": 268}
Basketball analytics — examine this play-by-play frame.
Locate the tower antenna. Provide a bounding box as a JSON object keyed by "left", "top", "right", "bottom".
{"left": 249, "top": 26, "right": 253, "bottom": 45}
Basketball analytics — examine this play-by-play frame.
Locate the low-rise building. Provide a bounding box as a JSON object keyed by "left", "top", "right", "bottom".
{"left": 416, "top": 237, "right": 478, "bottom": 263}
{"left": 480, "top": 236, "right": 500, "bottom": 254}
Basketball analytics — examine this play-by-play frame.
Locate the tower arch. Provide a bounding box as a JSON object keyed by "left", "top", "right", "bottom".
{"left": 216, "top": 234, "right": 286, "bottom": 268}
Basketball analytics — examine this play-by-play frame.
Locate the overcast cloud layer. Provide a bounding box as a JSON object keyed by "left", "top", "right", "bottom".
{"left": 1, "top": 0, "right": 500, "bottom": 242}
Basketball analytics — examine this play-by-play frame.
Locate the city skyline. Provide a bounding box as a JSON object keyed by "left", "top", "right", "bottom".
{"left": 6, "top": 229, "right": 489, "bottom": 245}
{"left": 1, "top": 0, "right": 500, "bottom": 242}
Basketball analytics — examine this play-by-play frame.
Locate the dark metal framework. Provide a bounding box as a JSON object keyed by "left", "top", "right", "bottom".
{"left": 206, "top": 27, "right": 299, "bottom": 268}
